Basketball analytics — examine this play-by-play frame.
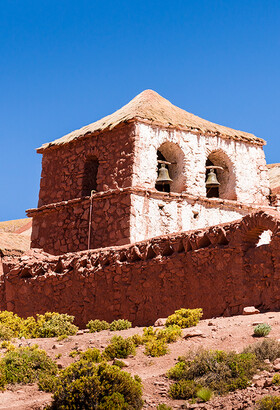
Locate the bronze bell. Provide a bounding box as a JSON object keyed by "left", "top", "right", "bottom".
{"left": 156, "top": 163, "right": 173, "bottom": 185}
{"left": 206, "top": 168, "right": 220, "bottom": 188}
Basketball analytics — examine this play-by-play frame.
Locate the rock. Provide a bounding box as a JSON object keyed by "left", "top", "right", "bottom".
{"left": 208, "top": 321, "right": 215, "bottom": 326}
{"left": 273, "top": 363, "right": 280, "bottom": 372}
{"left": 183, "top": 329, "right": 205, "bottom": 338}
{"left": 243, "top": 306, "right": 260, "bottom": 315}
{"left": 154, "top": 318, "right": 167, "bottom": 327}
{"left": 264, "top": 377, "right": 274, "bottom": 387}
{"left": 273, "top": 358, "right": 280, "bottom": 365}
{"left": 264, "top": 359, "right": 271, "bottom": 364}
{"left": 83, "top": 329, "right": 90, "bottom": 333}
{"left": 76, "top": 330, "right": 84, "bottom": 335}
{"left": 57, "top": 362, "right": 63, "bottom": 369}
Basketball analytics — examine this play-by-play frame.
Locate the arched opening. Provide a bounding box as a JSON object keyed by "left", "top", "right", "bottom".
{"left": 155, "top": 142, "right": 185, "bottom": 193}
{"left": 256, "top": 230, "right": 272, "bottom": 247}
{"left": 205, "top": 150, "right": 236, "bottom": 200}
{"left": 82, "top": 156, "right": 99, "bottom": 197}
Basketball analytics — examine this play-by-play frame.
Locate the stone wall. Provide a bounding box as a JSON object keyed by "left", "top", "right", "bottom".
{"left": 133, "top": 123, "right": 270, "bottom": 204}
{"left": 28, "top": 187, "right": 275, "bottom": 255}
{"left": 29, "top": 190, "right": 132, "bottom": 255}
{"left": 38, "top": 123, "right": 136, "bottom": 207}
{"left": 2, "top": 211, "right": 280, "bottom": 327}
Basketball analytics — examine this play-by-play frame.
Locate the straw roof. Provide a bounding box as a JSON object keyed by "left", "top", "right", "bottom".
{"left": 38, "top": 90, "right": 264, "bottom": 152}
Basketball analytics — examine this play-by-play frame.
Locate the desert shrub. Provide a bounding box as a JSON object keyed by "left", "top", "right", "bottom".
{"left": 157, "top": 325, "right": 182, "bottom": 343}
{"left": 103, "top": 336, "right": 136, "bottom": 360}
{"left": 157, "top": 404, "right": 172, "bottom": 410}
{"left": 113, "top": 359, "right": 128, "bottom": 368}
{"left": 80, "top": 348, "right": 102, "bottom": 363}
{"left": 49, "top": 361, "right": 143, "bottom": 409}
{"left": 86, "top": 319, "right": 110, "bottom": 333}
{"left": 109, "top": 319, "right": 132, "bottom": 331}
{"left": 0, "top": 324, "right": 13, "bottom": 341}
{"left": 0, "top": 310, "right": 78, "bottom": 339}
{"left": 69, "top": 350, "right": 79, "bottom": 358}
{"left": 57, "top": 334, "right": 68, "bottom": 341}
{"left": 272, "top": 374, "right": 280, "bottom": 385}
{"left": 144, "top": 339, "right": 169, "bottom": 357}
{"left": 169, "top": 379, "right": 200, "bottom": 399}
{"left": 167, "top": 349, "right": 259, "bottom": 399}
{"left": 131, "top": 333, "right": 144, "bottom": 346}
{"left": 38, "top": 373, "right": 57, "bottom": 392}
{"left": 196, "top": 387, "right": 213, "bottom": 402}
{"left": 243, "top": 339, "right": 280, "bottom": 362}
{"left": 0, "top": 346, "right": 57, "bottom": 390}
{"left": 34, "top": 312, "right": 78, "bottom": 338}
{"left": 256, "top": 395, "right": 280, "bottom": 409}
{"left": 254, "top": 323, "right": 272, "bottom": 337}
{"left": 165, "top": 308, "right": 203, "bottom": 328}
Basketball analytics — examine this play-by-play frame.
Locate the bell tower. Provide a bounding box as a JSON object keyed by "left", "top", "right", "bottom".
{"left": 27, "top": 90, "right": 270, "bottom": 255}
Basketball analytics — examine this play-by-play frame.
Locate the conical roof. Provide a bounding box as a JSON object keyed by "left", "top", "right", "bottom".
{"left": 37, "top": 89, "right": 264, "bottom": 152}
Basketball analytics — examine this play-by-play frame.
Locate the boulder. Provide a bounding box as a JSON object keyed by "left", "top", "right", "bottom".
{"left": 243, "top": 306, "right": 260, "bottom": 315}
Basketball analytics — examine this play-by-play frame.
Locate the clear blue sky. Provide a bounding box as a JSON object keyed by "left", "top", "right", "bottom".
{"left": 0, "top": 0, "right": 279, "bottom": 221}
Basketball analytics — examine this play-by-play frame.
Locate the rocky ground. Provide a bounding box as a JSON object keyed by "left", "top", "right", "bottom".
{"left": 1, "top": 311, "right": 280, "bottom": 409}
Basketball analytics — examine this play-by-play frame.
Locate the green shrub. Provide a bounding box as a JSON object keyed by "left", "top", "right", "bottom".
{"left": 80, "top": 348, "right": 102, "bottom": 363}
{"left": 109, "top": 319, "right": 132, "bottom": 331}
{"left": 35, "top": 312, "right": 78, "bottom": 338}
{"left": 169, "top": 379, "right": 200, "bottom": 399}
{"left": 103, "top": 336, "right": 136, "bottom": 360}
{"left": 272, "top": 374, "right": 280, "bottom": 385}
{"left": 131, "top": 333, "right": 144, "bottom": 346}
{"left": 86, "top": 319, "right": 110, "bottom": 333}
{"left": 144, "top": 339, "right": 169, "bottom": 357}
{"left": 0, "top": 310, "right": 78, "bottom": 339}
{"left": 256, "top": 395, "right": 280, "bottom": 409}
{"left": 38, "top": 373, "right": 57, "bottom": 392}
{"left": 156, "top": 404, "right": 172, "bottom": 410}
{"left": 254, "top": 323, "right": 272, "bottom": 337}
{"left": 49, "top": 361, "right": 143, "bottom": 409}
{"left": 157, "top": 325, "right": 182, "bottom": 343}
{"left": 0, "top": 346, "right": 57, "bottom": 390}
{"left": 113, "top": 359, "right": 128, "bottom": 368}
{"left": 167, "top": 349, "right": 259, "bottom": 399}
{"left": 243, "top": 339, "right": 280, "bottom": 362}
{"left": 165, "top": 308, "right": 203, "bottom": 328}
{"left": 0, "top": 325, "right": 13, "bottom": 341}
{"left": 196, "top": 387, "right": 213, "bottom": 402}
{"left": 57, "top": 334, "right": 68, "bottom": 341}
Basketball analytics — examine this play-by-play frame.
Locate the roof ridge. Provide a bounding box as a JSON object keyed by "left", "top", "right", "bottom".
{"left": 37, "top": 89, "right": 265, "bottom": 152}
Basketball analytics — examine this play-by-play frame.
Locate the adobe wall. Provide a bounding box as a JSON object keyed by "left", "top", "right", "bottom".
{"left": 2, "top": 211, "right": 280, "bottom": 327}
{"left": 133, "top": 123, "right": 270, "bottom": 205}
{"left": 38, "top": 123, "right": 136, "bottom": 207}
{"left": 28, "top": 190, "right": 132, "bottom": 255}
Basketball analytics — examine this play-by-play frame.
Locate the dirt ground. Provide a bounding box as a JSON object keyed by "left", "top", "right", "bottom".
{"left": 1, "top": 311, "right": 280, "bottom": 409}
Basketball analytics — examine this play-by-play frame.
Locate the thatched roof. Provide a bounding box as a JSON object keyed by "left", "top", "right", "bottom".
{"left": 38, "top": 90, "right": 265, "bottom": 152}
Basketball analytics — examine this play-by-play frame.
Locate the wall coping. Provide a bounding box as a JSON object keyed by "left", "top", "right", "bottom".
{"left": 26, "top": 187, "right": 275, "bottom": 217}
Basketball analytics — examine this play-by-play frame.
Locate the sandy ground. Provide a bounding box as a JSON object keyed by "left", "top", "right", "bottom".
{"left": 1, "top": 311, "right": 280, "bottom": 409}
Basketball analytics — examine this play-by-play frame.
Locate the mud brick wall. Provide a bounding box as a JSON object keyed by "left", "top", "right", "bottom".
{"left": 2, "top": 211, "right": 280, "bottom": 327}
{"left": 29, "top": 191, "right": 132, "bottom": 255}
{"left": 37, "top": 123, "right": 136, "bottom": 207}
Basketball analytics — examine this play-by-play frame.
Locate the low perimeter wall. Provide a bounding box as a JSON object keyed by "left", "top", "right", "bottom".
{"left": 1, "top": 211, "right": 280, "bottom": 327}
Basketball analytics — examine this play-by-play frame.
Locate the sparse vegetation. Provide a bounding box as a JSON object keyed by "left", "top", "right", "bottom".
{"left": 167, "top": 349, "right": 260, "bottom": 399}
{"left": 49, "top": 361, "right": 143, "bottom": 409}
{"left": 256, "top": 395, "right": 280, "bottom": 409}
{"left": 109, "top": 319, "right": 132, "bottom": 331}
{"left": 0, "top": 311, "right": 78, "bottom": 339}
{"left": 103, "top": 336, "right": 136, "bottom": 359}
{"left": 253, "top": 323, "right": 271, "bottom": 337}
{"left": 165, "top": 308, "right": 203, "bottom": 328}
{"left": 144, "top": 339, "right": 169, "bottom": 357}
{"left": 0, "top": 345, "right": 57, "bottom": 391}
{"left": 243, "top": 339, "right": 280, "bottom": 361}
{"left": 272, "top": 373, "right": 280, "bottom": 385}
{"left": 156, "top": 404, "right": 173, "bottom": 410}
{"left": 86, "top": 319, "right": 110, "bottom": 333}
{"left": 196, "top": 387, "right": 213, "bottom": 402}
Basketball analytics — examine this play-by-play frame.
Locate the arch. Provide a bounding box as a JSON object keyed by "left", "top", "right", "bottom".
{"left": 205, "top": 149, "right": 237, "bottom": 200}
{"left": 155, "top": 142, "right": 185, "bottom": 193}
{"left": 82, "top": 156, "right": 99, "bottom": 197}
{"left": 240, "top": 211, "right": 280, "bottom": 249}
